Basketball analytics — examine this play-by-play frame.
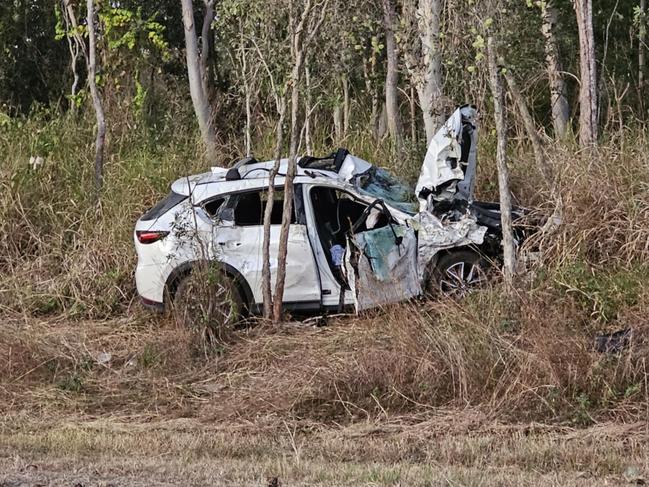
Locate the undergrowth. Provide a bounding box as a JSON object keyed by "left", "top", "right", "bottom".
{"left": 1, "top": 107, "right": 648, "bottom": 424}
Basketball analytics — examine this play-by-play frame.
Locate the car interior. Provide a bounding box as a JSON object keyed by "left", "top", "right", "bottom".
{"left": 310, "top": 186, "right": 390, "bottom": 283}
{"left": 230, "top": 189, "right": 295, "bottom": 226}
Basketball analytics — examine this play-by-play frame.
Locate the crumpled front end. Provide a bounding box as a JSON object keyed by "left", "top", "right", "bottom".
{"left": 411, "top": 211, "right": 487, "bottom": 279}
{"left": 415, "top": 105, "right": 478, "bottom": 212}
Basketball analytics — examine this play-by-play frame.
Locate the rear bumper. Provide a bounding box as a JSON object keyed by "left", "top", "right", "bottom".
{"left": 140, "top": 295, "right": 165, "bottom": 312}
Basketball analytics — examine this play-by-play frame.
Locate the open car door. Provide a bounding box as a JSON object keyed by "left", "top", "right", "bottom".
{"left": 344, "top": 201, "right": 421, "bottom": 312}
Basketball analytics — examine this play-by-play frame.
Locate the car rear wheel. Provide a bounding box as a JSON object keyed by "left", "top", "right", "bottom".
{"left": 429, "top": 250, "right": 489, "bottom": 297}
{"left": 173, "top": 266, "right": 244, "bottom": 341}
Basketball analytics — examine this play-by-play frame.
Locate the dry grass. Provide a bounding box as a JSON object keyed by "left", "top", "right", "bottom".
{"left": 1, "top": 413, "right": 647, "bottom": 486}
{"left": 2, "top": 114, "right": 649, "bottom": 483}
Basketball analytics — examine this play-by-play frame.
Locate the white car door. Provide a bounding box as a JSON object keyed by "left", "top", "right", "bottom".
{"left": 345, "top": 217, "right": 421, "bottom": 312}
{"left": 212, "top": 187, "right": 321, "bottom": 309}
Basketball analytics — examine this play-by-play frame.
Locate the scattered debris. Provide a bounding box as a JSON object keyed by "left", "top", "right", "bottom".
{"left": 28, "top": 155, "right": 44, "bottom": 170}
{"left": 595, "top": 328, "right": 633, "bottom": 354}
{"left": 623, "top": 465, "right": 645, "bottom": 485}
{"left": 95, "top": 351, "right": 112, "bottom": 365}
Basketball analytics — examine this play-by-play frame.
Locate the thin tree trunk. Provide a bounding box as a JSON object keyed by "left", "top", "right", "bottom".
{"left": 487, "top": 36, "right": 515, "bottom": 287}
{"left": 503, "top": 70, "right": 552, "bottom": 188}
{"left": 333, "top": 103, "right": 343, "bottom": 142}
{"left": 382, "top": 0, "right": 403, "bottom": 146}
{"left": 377, "top": 102, "right": 388, "bottom": 139}
{"left": 239, "top": 24, "right": 252, "bottom": 157}
{"left": 261, "top": 97, "right": 286, "bottom": 319}
{"left": 86, "top": 0, "right": 105, "bottom": 196}
{"left": 181, "top": 0, "right": 218, "bottom": 160}
{"left": 540, "top": 1, "right": 570, "bottom": 139}
{"left": 640, "top": 0, "right": 646, "bottom": 110}
{"left": 61, "top": 0, "right": 81, "bottom": 107}
{"left": 272, "top": 0, "right": 329, "bottom": 323}
{"left": 409, "top": 82, "right": 417, "bottom": 143}
{"left": 272, "top": 59, "right": 302, "bottom": 322}
{"left": 305, "top": 64, "right": 313, "bottom": 154}
{"left": 342, "top": 74, "right": 350, "bottom": 136}
{"left": 574, "top": 0, "right": 598, "bottom": 147}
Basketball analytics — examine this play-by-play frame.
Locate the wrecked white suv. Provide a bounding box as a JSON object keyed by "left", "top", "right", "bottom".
{"left": 134, "top": 106, "right": 521, "bottom": 317}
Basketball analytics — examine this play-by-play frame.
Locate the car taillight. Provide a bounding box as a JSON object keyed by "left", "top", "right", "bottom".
{"left": 136, "top": 230, "right": 169, "bottom": 244}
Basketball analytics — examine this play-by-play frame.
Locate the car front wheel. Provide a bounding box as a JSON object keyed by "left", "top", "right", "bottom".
{"left": 429, "top": 250, "right": 490, "bottom": 297}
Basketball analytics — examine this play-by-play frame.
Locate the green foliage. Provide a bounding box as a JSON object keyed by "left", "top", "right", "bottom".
{"left": 100, "top": 6, "right": 169, "bottom": 58}
{"left": 556, "top": 262, "right": 647, "bottom": 323}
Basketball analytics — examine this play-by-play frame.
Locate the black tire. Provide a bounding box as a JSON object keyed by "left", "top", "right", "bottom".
{"left": 428, "top": 250, "right": 490, "bottom": 297}
{"left": 173, "top": 267, "right": 244, "bottom": 339}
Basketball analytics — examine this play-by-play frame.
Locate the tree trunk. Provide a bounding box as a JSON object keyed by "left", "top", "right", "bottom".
{"left": 503, "top": 70, "right": 552, "bottom": 188}
{"left": 382, "top": 0, "right": 403, "bottom": 146}
{"left": 377, "top": 102, "right": 388, "bottom": 139}
{"left": 239, "top": 24, "right": 252, "bottom": 157}
{"left": 86, "top": 0, "right": 105, "bottom": 196}
{"left": 200, "top": 0, "right": 216, "bottom": 98}
{"left": 333, "top": 103, "right": 343, "bottom": 142}
{"left": 272, "top": 58, "right": 302, "bottom": 322}
{"left": 640, "top": 0, "right": 646, "bottom": 109}
{"left": 342, "top": 74, "right": 350, "bottom": 136}
{"left": 486, "top": 36, "right": 515, "bottom": 287}
{"left": 61, "top": 0, "right": 82, "bottom": 107}
{"left": 181, "top": 0, "right": 218, "bottom": 160}
{"left": 540, "top": 1, "right": 570, "bottom": 139}
{"left": 305, "top": 64, "right": 313, "bottom": 154}
{"left": 416, "top": 0, "right": 444, "bottom": 143}
{"left": 271, "top": 0, "right": 329, "bottom": 323}
{"left": 574, "top": 0, "right": 598, "bottom": 147}
{"left": 409, "top": 82, "right": 417, "bottom": 143}
{"left": 261, "top": 97, "right": 286, "bottom": 319}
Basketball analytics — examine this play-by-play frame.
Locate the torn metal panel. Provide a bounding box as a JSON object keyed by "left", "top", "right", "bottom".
{"left": 412, "top": 211, "right": 487, "bottom": 279}
{"left": 338, "top": 154, "right": 373, "bottom": 181}
{"left": 416, "top": 105, "right": 478, "bottom": 211}
{"left": 345, "top": 225, "right": 421, "bottom": 312}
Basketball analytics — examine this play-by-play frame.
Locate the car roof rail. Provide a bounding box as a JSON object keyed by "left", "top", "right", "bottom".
{"left": 225, "top": 156, "right": 259, "bottom": 181}
{"left": 233, "top": 156, "right": 258, "bottom": 169}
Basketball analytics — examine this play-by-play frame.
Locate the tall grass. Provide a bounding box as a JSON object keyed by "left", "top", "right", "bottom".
{"left": 1, "top": 107, "right": 648, "bottom": 423}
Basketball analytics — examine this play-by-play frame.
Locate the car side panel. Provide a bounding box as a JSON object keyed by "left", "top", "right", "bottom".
{"left": 213, "top": 223, "right": 321, "bottom": 306}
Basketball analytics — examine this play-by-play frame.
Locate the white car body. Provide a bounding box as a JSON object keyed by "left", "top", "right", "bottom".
{"left": 134, "top": 106, "right": 489, "bottom": 313}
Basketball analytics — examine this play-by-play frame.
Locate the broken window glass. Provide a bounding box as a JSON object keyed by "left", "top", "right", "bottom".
{"left": 203, "top": 197, "right": 225, "bottom": 218}
{"left": 353, "top": 167, "right": 419, "bottom": 215}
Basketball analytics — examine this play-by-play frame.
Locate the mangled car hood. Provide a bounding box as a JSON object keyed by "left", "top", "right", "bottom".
{"left": 415, "top": 105, "right": 478, "bottom": 211}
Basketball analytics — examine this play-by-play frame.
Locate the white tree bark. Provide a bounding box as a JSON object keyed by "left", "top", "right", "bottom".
{"left": 640, "top": 0, "right": 646, "bottom": 99}
{"left": 86, "top": 0, "right": 106, "bottom": 195}
{"left": 414, "top": 0, "right": 444, "bottom": 143}
{"left": 181, "top": 0, "right": 218, "bottom": 160}
{"left": 540, "top": 1, "right": 570, "bottom": 139}
{"left": 574, "top": 0, "right": 598, "bottom": 147}
{"left": 305, "top": 64, "right": 313, "bottom": 154}
{"left": 382, "top": 0, "right": 404, "bottom": 146}
{"left": 487, "top": 36, "right": 515, "bottom": 287}
{"left": 61, "top": 0, "right": 82, "bottom": 105}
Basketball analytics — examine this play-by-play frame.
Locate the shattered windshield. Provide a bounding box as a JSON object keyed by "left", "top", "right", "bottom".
{"left": 353, "top": 167, "right": 419, "bottom": 215}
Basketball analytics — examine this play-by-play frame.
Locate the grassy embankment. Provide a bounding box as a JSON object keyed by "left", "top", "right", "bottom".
{"left": 1, "top": 110, "right": 648, "bottom": 484}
